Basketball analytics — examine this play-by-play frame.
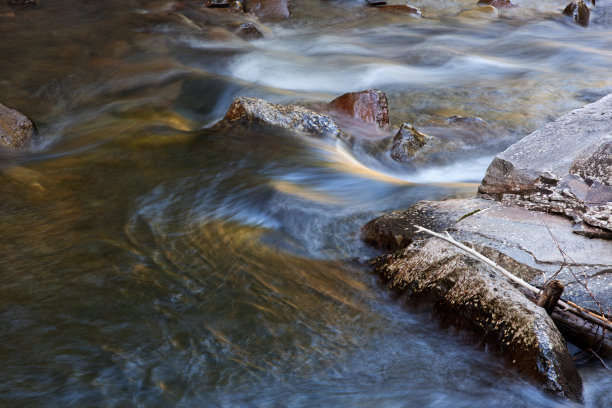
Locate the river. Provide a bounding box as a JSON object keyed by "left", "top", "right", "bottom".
{"left": 1, "top": 0, "right": 611, "bottom": 406}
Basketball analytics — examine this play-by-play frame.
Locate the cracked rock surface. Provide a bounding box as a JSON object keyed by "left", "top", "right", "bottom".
{"left": 478, "top": 95, "right": 612, "bottom": 232}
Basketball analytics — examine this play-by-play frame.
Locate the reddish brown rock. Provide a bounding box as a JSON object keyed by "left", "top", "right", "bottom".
{"left": 0, "top": 103, "right": 35, "bottom": 150}
{"left": 243, "top": 0, "right": 289, "bottom": 21}
{"left": 327, "top": 89, "right": 389, "bottom": 128}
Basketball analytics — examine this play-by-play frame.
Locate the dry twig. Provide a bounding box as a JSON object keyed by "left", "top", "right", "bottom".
{"left": 414, "top": 225, "right": 612, "bottom": 332}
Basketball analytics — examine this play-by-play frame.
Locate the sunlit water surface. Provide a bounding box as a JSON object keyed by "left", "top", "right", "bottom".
{"left": 1, "top": 0, "right": 611, "bottom": 406}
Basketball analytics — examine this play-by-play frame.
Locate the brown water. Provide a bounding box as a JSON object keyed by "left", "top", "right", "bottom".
{"left": 1, "top": 0, "right": 611, "bottom": 406}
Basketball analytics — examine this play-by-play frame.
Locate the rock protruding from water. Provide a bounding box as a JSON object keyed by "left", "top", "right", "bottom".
{"left": 220, "top": 97, "right": 344, "bottom": 138}
{"left": 479, "top": 94, "right": 612, "bottom": 231}
{"left": 243, "top": 0, "right": 289, "bottom": 21}
{"left": 0, "top": 103, "right": 35, "bottom": 150}
{"left": 390, "top": 123, "right": 431, "bottom": 162}
{"left": 235, "top": 22, "right": 264, "bottom": 38}
{"left": 374, "top": 238, "right": 583, "bottom": 402}
{"left": 327, "top": 90, "right": 389, "bottom": 128}
{"left": 563, "top": 1, "right": 590, "bottom": 26}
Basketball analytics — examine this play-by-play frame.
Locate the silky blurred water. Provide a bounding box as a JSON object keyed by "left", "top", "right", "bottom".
{"left": 0, "top": 0, "right": 611, "bottom": 406}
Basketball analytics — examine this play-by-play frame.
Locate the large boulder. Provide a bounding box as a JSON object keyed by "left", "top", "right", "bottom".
{"left": 243, "top": 0, "right": 289, "bottom": 21}
{"left": 0, "top": 103, "right": 35, "bottom": 150}
{"left": 479, "top": 94, "right": 612, "bottom": 231}
{"left": 375, "top": 237, "right": 583, "bottom": 401}
{"left": 364, "top": 198, "right": 612, "bottom": 311}
{"left": 219, "top": 96, "right": 344, "bottom": 138}
{"left": 327, "top": 89, "right": 389, "bottom": 128}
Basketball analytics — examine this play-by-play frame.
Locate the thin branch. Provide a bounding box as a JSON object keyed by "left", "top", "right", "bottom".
{"left": 414, "top": 225, "right": 612, "bottom": 332}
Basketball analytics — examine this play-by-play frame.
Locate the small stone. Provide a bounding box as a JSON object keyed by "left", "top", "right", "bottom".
{"left": 446, "top": 115, "right": 487, "bottom": 127}
{"left": 366, "top": 0, "right": 388, "bottom": 6}
{"left": 235, "top": 23, "right": 263, "bottom": 39}
{"left": 390, "top": 123, "right": 431, "bottom": 162}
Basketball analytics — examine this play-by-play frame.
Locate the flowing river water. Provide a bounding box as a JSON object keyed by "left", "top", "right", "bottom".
{"left": 1, "top": 0, "right": 611, "bottom": 406}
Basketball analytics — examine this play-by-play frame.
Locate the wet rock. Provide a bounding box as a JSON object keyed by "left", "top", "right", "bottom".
{"left": 364, "top": 196, "right": 612, "bottom": 352}
{"left": 0, "top": 103, "right": 35, "bottom": 150}
{"left": 366, "top": 0, "right": 387, "bottom": 6}
{"left": 390, "top": 123, "right": 431, "bottom": 162}
{"left": 361, "top": 199, "right": 486, "bottom": 251}
{"left": 243, "top": 0, "right": 289, "bottom": 21}
{"left": 7, "top": 0, "right": 36, "bottom": 6}
{"left": 375, "top": 237, "right": 583, "bottom": 401}
{"left": 374, "top": 4, "right": 422, "bottom": 16}
{"left": 563, "top": 2, "right": 577, "bottom": 16}
{"left": 446, "top": 115, "right": 488, "bottom": 128}
{"left": 477, "top": 0, "right": 516, "bottom": 7}
{"left": 458, "top": 5, "right": 499, "bottom": 19}
{"left": 219, "top": 97, "right": 344, "bottom": 139}
{"left": 576, "top": 0, "right": 590, "bottom": 26}
{"left": 327, "top": 89, "right": 389, "bottom": 128}
{"left": 204, "top": 0, "right": 231, "bottom": 8}
{"left": 235, "top": 22, "right": 264, "bottom": 38}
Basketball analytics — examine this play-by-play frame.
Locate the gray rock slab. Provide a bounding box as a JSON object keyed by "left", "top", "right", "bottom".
{"left": 364, "top": 198, "right": 612, "bottom": 311}
{"left": 479, "top": 94, "right": 612, "bottom": 195}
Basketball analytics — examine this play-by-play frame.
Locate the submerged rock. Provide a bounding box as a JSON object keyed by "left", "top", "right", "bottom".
{"left": 390, "top": 123, "right": 431, "bottom": 162}
{"left": 477, "top": 0, "right": 516, "bottom": 8}
{"left": 0, "top": 102, "right": 35, "bottom": 150}
{"left": 243, "top": 0, "right": 289, "bottom": 21}
{"left": 374, "top": 4, "right": 422, "bottom": 16}
{"left": 375, "top": 238, "right": 583, "bottom": 401}
{"left": 327, "top": 89, "right": 389, "bottom": 128}
{"left": 235, "top": 22, "right": 264, "bottom": 38}
{"left": 458, "top": 5, "right": 499, "bottom": 19}
{"left": 219, "top": 97, "right": 344, "bottom": 138}
{"left": 7, "top": 0, "right": 36, "bottom": 6}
